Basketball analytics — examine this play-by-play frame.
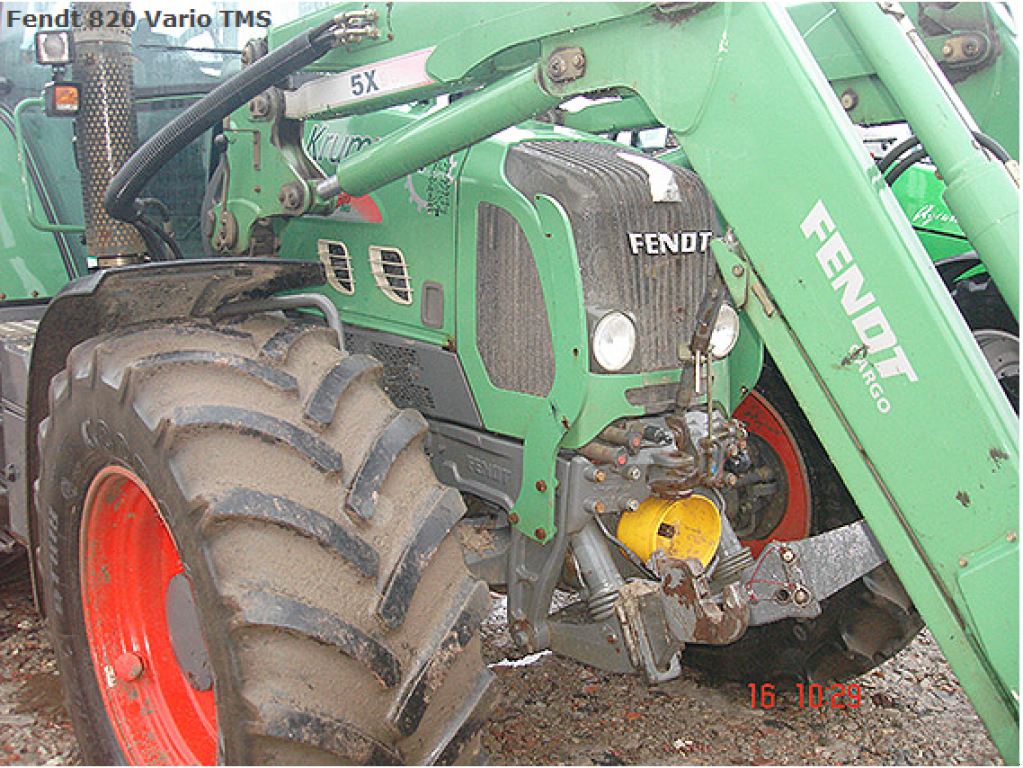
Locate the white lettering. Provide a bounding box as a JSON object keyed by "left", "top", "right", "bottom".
{"left": 874, "top": 346, "right": 919, "bottom": 382}
{"left": 832, "top": 265, "right": 874, "bottom": 316}
{"left": 852, "top": 306, "right": 898, "bottom": 353}
{"left": 800, "top": 199, "right": 835, "bottom": 242}
{"left": 802, "top": 199, "right": 920, "bottom": 414}
{"left": 817, "top": 232, "right": 852, "bottom": 280}
{"left": 627, "top": 230, "right": 715, "bottom": 256}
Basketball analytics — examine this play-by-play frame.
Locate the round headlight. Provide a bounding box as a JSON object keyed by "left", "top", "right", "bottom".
{"left": 593, "top": 312, "right": 637, "bottom": 372}
{"left": 709, "top": 303, "right": 740, "bottom": 358}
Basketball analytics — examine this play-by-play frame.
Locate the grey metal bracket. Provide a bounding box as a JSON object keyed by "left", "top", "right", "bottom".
{"left": 616, "top": 579, "right": 682, "bottom": 683}
{"left": 745, "top": 520, "right": 888, "bottom": 625}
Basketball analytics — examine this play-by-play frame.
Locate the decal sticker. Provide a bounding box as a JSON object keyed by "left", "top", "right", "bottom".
{"left": 405, "top": 156, "right": 458, "bottom": 216}
{"left": 910, "top": 203, "right": 959, "bottom": 228}
{"left": 286, "top": 47, "right": 437, "bottom": 118}
{"left": 305, "top": 124, "right": 374, "bottom": 165}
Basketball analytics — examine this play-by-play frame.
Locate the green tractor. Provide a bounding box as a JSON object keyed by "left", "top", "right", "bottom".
{"left": 0, "top": 2, "right": 1017, "bottom": 764}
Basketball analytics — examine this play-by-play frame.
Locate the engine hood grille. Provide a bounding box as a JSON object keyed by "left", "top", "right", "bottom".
{"left": 504, "top": 140, "right": 721, "bottom": 373}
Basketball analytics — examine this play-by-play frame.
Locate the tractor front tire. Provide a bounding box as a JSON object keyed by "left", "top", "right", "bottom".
{"left": 38, "top": 316, "right": 493, "bottom": 764}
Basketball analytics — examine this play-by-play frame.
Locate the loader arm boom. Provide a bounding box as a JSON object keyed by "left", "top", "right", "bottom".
{"left": 211, "top": 2, "right": 1018, "bottom": 758}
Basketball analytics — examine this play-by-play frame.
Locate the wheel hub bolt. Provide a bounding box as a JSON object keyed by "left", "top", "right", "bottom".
{"left": 113, "top": 652, "right": 145, "bottom": 682}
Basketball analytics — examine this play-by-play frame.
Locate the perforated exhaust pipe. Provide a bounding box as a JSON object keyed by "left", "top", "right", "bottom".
{"left": 72, "top": 1, "right": 146, "bottom": 266}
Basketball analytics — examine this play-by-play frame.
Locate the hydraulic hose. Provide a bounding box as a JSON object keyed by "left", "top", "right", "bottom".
{"left": 104, "top": 17, "right": 340, "bottom": 223}
{"left": 878, "top": 131, "right": 1012, "bottom": 185}
{"left": 876, "top": 134, "right": 921, "bottom": 175}
{"left": 885, "top": 146, "right": 929, "bottom": 186}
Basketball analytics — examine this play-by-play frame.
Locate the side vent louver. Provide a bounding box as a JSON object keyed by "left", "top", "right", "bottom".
{"left": 369, "top": 246, "right": 413, "bottom": 305}
{"left": 318, "top": 240, "right": 354, "bottom": 295}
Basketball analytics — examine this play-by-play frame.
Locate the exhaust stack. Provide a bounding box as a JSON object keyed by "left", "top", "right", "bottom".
{"left": 72, "top": 2, "right": 146, "bottom": 266}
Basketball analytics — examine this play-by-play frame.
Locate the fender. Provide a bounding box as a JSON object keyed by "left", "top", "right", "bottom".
{"left": 932, "top": 250, "right": 982, "bottom": 289}
{"left": 21, "top": 258, "right": 326, "bottom": 603}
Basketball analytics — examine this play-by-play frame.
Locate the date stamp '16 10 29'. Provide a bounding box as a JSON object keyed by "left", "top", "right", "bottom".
{"left": 749, "top": 683, "right": 862, "bottom": 709}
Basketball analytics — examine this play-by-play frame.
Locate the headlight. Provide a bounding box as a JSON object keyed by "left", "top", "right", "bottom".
{"left": 709, "top": 303, "right": 740, "bottom": 358}
{"left": 592, "top": 311, "right": 637, "bottom": 372}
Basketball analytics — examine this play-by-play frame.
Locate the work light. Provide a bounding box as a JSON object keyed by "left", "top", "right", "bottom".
{"left": 35, "top": 31, "right": 73, "bottom": 66}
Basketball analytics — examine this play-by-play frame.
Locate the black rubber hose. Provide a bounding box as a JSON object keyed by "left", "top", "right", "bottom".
{"left": 135, "top": 215, "right": 183, "bottom": 260}
{"left": 974, "top": 131, "right": 1012, "bottom": 164}
{"left": 885, "top": 146, "right": 929, "bottom": 186}
{"left": 105, "top": 17, "right": 339, "bottom": 223}
{"left": 879, "top": 131, "right": 1012, "bottom": 185}
{"left": 134, "top": 218, "right": 171, "bottom": 261}
{"left": 876, "top": 134, "right": 921, "bottom": 174}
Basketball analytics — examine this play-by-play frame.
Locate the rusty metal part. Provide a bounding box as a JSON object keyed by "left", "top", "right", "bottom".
{"left": 649, "top": 410, "right": 748, "bottom": 498}
{"left": 658, "top": 556, "right": 749, "bottom": 645}
{"left": 577, "top": 440, "right": 628, "bottom": 467}
{"left": 599, "top": 425, "right": 643, "bottom": 452}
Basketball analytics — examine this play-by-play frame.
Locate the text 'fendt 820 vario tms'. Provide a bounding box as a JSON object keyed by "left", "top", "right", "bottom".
{"left": 0, "top": 2, "right": 1018, "bottom": 764}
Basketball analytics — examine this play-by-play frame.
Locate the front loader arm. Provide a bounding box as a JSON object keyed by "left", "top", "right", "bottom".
{"left": 541, "top": 3, "right": 1018, "bottom": 757}
{"left": 213, "top": 2, "right": 1018, "bottom": 758}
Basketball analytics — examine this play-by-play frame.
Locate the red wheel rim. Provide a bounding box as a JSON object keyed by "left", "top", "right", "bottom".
{"left": 80, "top": 466, "right": 217, "bottom": 765}
{"left": 733, "top": 391, "right": 812, "bottom": 558}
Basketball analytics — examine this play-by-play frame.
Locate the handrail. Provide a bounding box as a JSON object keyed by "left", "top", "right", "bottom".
{"left": 12, "top": 97, "right": 86, "bottom": 235}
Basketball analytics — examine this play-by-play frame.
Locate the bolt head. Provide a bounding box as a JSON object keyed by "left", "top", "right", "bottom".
{"left": 508, "top": 512, "right": 520, "bottom": 525}
{"left": 732, "top": 265, "right": 745, "bottom": 277}
{"left": 942, "top": 43, "right": 954, "bottom": 57}
{"left": 535, "top": 480, "right": 547, "bottom": 493}
{"left": 958, "top": 557, "right": 969, "bottom": 568}
{"left": 534, "top": 528, "right": 547, "bottom": 541}
{"left": 113, "top": 652, "right": 144, "bottom": 682}
{"left": 780, "top": 548, "right": 796, "bottom": 563}
{"left": 1008, "top": 531, "right": 1018, "bottom": 543}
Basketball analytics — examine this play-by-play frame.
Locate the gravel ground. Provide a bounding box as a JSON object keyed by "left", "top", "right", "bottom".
{"left": 0, "top": 552, "right": 1003, "bottom": 766}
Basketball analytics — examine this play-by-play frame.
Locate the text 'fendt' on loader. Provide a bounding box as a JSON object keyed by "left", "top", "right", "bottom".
{"left": 0, "top": 1, "right": 1017, "bottom": 763}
